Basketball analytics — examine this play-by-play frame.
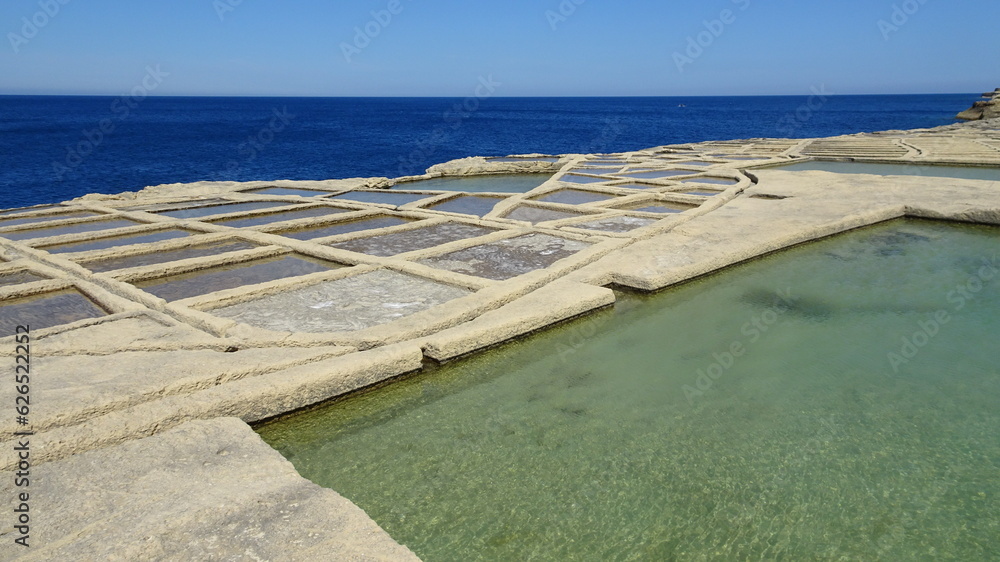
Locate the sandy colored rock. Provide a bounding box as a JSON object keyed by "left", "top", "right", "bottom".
{"left": 957, "top": 89, "right": 1000, "bottom": 120}
{"left": 0, "top": 418, "right": 419, "bottom": 561}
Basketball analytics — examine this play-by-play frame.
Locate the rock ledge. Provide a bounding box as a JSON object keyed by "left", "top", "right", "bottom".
{"left": 957, "top": 88, "right": 1000, "bottom": 120}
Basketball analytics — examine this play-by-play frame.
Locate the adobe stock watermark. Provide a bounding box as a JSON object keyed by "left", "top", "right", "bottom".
{"left": 887, "top": 254, "right": 998, "bottom": 373}
{"left": 555, "top": 297, "right": 651, "bottom": 363}
{"left": 555, "top": 309, "right": 616, "bottom": 363}
{"left": 214, "top": 0, "right": 247, "bottom": 22}
{"left": 545, "top": 0, "right": 586, "bottom": 31}
{"left": 7, "top": 0, "right": 72, "bottom": 54}
{"left": 52, "top": 65, "right": 169, "bottom": 181}
{"left": 683, "top": 287, "right": 797, "bottom": 405}
{"left": 775, "top": 84, "right": 834, "bottom": 137}
{"left": 580, "top": 118, "right": 628, "bottom": 155}
{"left": 734, "top": 413, "right": 839, "bottom": 525}
{"left": 221, "top": 107, "right": 296, "bottom": 177}
{"left": 874, "top": 477, "right": 953, "bottom": 556}
{"left": 878, "top": 0, "right": 931, "bottom": 41}
{"left": 341, "top": 0, "right": 411, "bottom": 63}
{"left": 766, "top": 415, "right": 838, "bottom": 493}
{"left": 396, "top": 75, "right": 501, "bottom": 177}
{"left": 672, "top": 0, "right": 751, "bottom": 73}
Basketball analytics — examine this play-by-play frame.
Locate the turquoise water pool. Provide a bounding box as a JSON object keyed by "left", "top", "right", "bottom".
{"left": 769, "top": 160, "right": 1000, "bottom": 181}
{"left": 258, "top": 219, "right": 1000, "bottom": 561}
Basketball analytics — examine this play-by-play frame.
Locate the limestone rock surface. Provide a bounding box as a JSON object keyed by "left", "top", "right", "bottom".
{"left": 0, "top": 417, "right": 419, "bottom": 561}
{"left": 957, "top": 88, "right": 1000, "bottom": 120}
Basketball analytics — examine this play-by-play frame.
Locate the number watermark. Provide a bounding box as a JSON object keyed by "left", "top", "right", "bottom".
{"left": 12, "top": 325, "right": 32, "bottom": 548}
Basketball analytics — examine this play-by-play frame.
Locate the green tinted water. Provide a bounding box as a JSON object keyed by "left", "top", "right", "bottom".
{"left": 258, "top": 219, "right": 1000, "bottom": 561}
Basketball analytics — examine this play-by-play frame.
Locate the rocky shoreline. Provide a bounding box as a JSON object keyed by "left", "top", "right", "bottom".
{"left": 957, "top": 88, "right": 1000, "bottom": 120}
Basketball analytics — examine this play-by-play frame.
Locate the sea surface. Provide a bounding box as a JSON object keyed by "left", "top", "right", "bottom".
{"left": 0, "top": 94, "right": 975, "bottom": 209}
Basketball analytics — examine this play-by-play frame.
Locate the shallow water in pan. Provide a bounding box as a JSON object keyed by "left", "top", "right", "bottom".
{"left": 41, "top": 228, "right": 193, "bottom": 254}
{"left": 770, "top": 161, "right": 1000, "bottom": 181}
{"left": 259, "top": 219, "right": 1000, "bottom": 561}
{"left": 617, "top": 169, "right": 695, "bottom": 180}
{"left": 0, "top": 219, "right": 140, "bottom": 241}
{"left": 81, "top": 240, "right": 259, "bottom": 273}
{"left": 533, "top": 189, "right": 617, "bottom": 205}
{"left": 0, "top": 290, "right": 107, "bottom": 335}
{"left": 270, "top": 216, "right": 414, "bottom": 241}
{"left": 330, "top": 191, "right": 432, "bottom": 206}
{"left": 156, "top": 201, "right": 290, "bottom": 219}
{"left": 426, "top": 195, "right": 506, "bottom": 218}
{"left": 395, "top": 174, "right": 552, "bottom": 193}
{"left": 330, "top": 223, "right": 496, "bottom": 257}
{"left": 0, "top": 210, "right": 98, "bottom": 229}
{"left": 244, "top": 187, "right": 334, "bottom": 197}
{"left": 0, "top": 270, "right": 46, "bottom": 288}
{"left": 209, "top": 206, "right": 348, "bottom": 228}
{"left": 133, "top": 254, "right": 341, "bottom": 301}
{"left": 621, "top": 201, "right": 696, "bottom": 214}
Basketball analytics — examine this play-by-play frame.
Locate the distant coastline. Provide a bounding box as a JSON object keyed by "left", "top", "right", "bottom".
{"left": 957, "top": 88, "right": 1000, "bottom": 120}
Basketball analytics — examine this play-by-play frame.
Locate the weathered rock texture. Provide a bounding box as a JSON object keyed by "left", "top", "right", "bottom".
{"left": 0, "top": 417, "right": 419, "bottom": 561}
{"left": 957, "top": 88, "right": 1000, "bottom": 120}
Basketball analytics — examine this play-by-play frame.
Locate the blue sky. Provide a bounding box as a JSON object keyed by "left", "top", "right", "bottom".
{"left": 1, "top": 0, "right": 996, "bottom": 96}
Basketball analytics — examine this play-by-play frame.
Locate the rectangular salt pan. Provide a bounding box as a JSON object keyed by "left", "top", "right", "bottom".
{"left": 503, "top": 206, "right": 589, "bottom": 224}
{"left": 534, "top": 189, "right": 616, "bottom": 205}
{"left": 42, "top": 229, "right": 193, "bottom": 254}
{"left": 126, "top": 199, "right": 231, "bottom": 212}
{"left": 209, "top": 269, "right": 472, "bottom": 333}
{"left": 396, "top": 174, "right": 550, "bottom": 194}
{"left": 0, "top": 219, "right": 141, "bottom": 241}
{"left": 617, "top": 170, "right": 694, "bottom": 180}
{"left": 81, "top": 240, "right": 259, "bottom": 273}
{"left": 210, "top": 207, "right": 349, "bottom": 228}
{"left": 427, "top": 196, "right": 506, "bottom": 217}
{"left": 0, "top": 205, "right": 60, "bottom": 216}
{"left": 0, "top": 290, "right": 107, "bottom": 335}
{"left": 675, "top": 161, "right": 719, "bottom": 167}
{"left": 0, "top": 270, "right": 46, "bottom": 288}
{"left": 770, "top": 161, "right": 1000, "bottom": 181}
{"left": 623, "top": 203, "right": 695, "bottom": 214}
{"left": 573, "top": 216, "right": 658, "bottom": 233}
{"left": 331, "top": 192, "right": 431, "bottom": 206}
{"left": 559, "top": 174, "right": 613, "bottom": 184}
{"left": 246, "top": 187, "right": 335, "bottom": 197}
{"left": 0, "top": 211, "right": 98, "bottom": 229}
{"left": 613, "top": 182, "right": 661, "bottom": 190}
{"left": 419, "top": 233, "right": 590, "bottom": 281}
{"left": 158, "top": 202, "right": 291, "bottom": 219}
{"left": 331, "top": 223, "right": 496, "bottom": 257}
{"left": 134, "top": 255, "right": 343, "bottom": 302}
{"left": 272, "top": 216, "right": 413, "bottom": 241}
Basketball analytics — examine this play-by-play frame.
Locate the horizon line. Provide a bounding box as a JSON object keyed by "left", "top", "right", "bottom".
{"left": 0, "top": 91, "right": 980, "bottom": 99}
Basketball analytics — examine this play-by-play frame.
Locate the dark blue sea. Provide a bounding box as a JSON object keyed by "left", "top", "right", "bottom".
{"left": 0, "top": 94, "right": 975, "bottom": 209}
